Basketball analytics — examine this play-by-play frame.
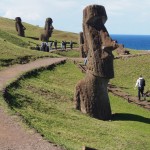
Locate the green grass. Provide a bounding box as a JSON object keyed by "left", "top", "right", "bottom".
{"left": 110, "top": 55, "right": 150, "bottom": 98}
{"left": 0, "top": 37, "right": 60, "bottom": 70}
{"left": 5, "top": 61, "right": 150, "bottom": 150}
{"left": 0, "top": 29, "right": 29, "bottom": 47}
{"left": 112, "top": 48, "right": 147, "bottom": 57}
{"left": 51, "top": 50, "right": 80, "bottom": 58}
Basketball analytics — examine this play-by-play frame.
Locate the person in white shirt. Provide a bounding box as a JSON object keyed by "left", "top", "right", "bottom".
{"left": 135, "top": 75, "right": 145, "bottom": 100}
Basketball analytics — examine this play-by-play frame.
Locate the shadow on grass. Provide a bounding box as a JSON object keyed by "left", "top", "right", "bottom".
{"left": 119, "top": 86, "right": 129, "bottom": 90}
{"left": 112, "top": 113, "right": 150, "bottom": 124}
{"left": 26, "top": 36, "right": 39, "bottom": 40}
{"left": 108, "top": 84, "right": 129, "bottom": 90}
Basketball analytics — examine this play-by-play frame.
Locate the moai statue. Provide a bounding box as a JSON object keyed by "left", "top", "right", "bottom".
{"left": 79, "top": 32, "right": 87, "bottom": 58}
{"left": 74, "top": 5, "right": 118, "bottom": 120}
{"left": 40, "top": 18, "right": 54, "bottom": 42}
{"left": 15, "top": 17, "right": 26, "bottom": 37}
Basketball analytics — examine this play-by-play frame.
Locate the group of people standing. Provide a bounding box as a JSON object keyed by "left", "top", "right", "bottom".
{"left": 61, "top": 41, "right": 73, "bottom": 50}
{"left": 39, "top": 40, "right": 74, "bottom": 52}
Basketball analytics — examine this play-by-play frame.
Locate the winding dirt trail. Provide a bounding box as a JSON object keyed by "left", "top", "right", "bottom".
{"left": 0, "top": 58, "right": 66, "bottom": 150}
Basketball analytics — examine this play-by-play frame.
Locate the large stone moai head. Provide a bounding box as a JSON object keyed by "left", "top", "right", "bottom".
{"left": 79, "top": 32, "right": 87, "bottom": 58}
{"left": 44, "top": 17, "right": 54, "bottom": 37}
{"left": 83, "top": 5, "right": 117, "bottom": 79}
{"left": 40, "top": 18, "right": 54, "bottom": 42}
{"left": 15, "top": 17, "right": 26, "bottom": 37}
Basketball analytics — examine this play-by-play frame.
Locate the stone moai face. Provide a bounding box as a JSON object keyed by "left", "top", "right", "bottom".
{"left": 44, "top": 18, "right": 54, "bottom": 37}
{"left": 15, "top": 17, "right": 26, "bottom": 37}
{"left": 15, "top": 17, "right": 21, "bottom": 23}
{"left": 83, "top": 5, "right": 117, "bottom": 79}
{"left": 83, "top": 5, "right": 107, "bottom": 31}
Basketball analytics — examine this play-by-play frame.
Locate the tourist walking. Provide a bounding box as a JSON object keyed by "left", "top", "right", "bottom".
{"left": 64, "top": 41, "right": 67, "bottom": 50}
{"left": 84, "top": 57, "right": 88, "bottom": 65}
{"left": 61, "top": 41, "right": 65, "bottom": 50}
{"left": 135, "top": 75, "right": 146, "bottom": 100}
{"left": 70, "top": 40, "right": 73, "bottom": 49}
{"left": 54, "top": 40, "right": 57, "bottom": 50}
{"left": 49, "top": 41, "right": 53, "bottom": 51}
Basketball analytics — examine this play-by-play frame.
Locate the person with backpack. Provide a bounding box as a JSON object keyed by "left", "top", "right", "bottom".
{"left": 135, "top": 75, "right": 145, "bottom": 100}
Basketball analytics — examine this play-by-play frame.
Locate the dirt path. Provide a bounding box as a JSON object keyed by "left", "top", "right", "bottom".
{"left": 108, "top": 84, "right": 150, "bottom": 110}
{"left": 0, "top": 58, "right": 66, "bottom": 90}
{"left": 0, "top": 58, "right": 66, "bottom": 150}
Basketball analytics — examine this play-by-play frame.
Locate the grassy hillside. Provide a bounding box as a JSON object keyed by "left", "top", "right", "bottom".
{"left": 0, "top": 17, "right": 79, "bottom": 70}
{"left": 0, "top": 17, "right": 78, "bottom": 46}
{"left": 110, "top": 55, "right": 150, "bottom": 98}
{"left": 4, "top": 61, "right": 150, "bottom": 150}
{"left": 0, "top": 37, "right": 60, "bottom": 70}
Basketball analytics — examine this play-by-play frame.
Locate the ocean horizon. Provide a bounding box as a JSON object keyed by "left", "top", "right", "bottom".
{"left": 110, "top": 34, "right": 150, "bottom": 50}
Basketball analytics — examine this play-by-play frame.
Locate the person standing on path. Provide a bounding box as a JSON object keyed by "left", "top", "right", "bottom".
{"left": 61, "top": 41, "right": 65, "bottom": 50}
{"left": 135, "top": 75, "right": 146, "bottom": 100}
{"left": 49, "top": 41, "right": 53, "bottom": 51}
{"left": 70, "top": 40, "right": 73, "bottom": 49}
{"left": 54, "top": 40, "right": 57, "bottom": 50}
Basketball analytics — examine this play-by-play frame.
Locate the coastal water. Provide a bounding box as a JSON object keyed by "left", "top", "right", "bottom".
{"left": 110, "top": 34, "right": 150, "bottom": 50}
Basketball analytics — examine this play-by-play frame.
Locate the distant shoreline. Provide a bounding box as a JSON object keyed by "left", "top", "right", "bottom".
{"left": 111, "top": 34, "right": 150, "bottom": 50}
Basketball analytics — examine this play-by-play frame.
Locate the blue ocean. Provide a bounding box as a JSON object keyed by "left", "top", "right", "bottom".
{"left": 110, "top": 34, "right": 150, "bottom": 50}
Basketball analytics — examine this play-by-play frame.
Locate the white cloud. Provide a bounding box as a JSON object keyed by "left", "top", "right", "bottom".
{"left": 1, "top": 0, "right": 79, "bottom": 29}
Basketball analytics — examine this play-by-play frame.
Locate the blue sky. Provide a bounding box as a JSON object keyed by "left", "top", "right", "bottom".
{"left": 0, "top": 0, "right": 150, "bottom": 35}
